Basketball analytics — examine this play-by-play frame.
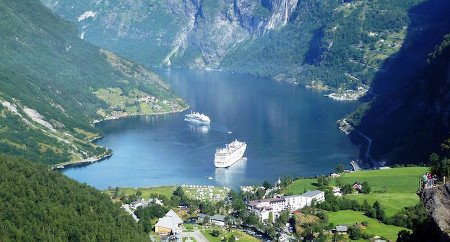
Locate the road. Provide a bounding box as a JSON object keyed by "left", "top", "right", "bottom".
{"left": 181, "top": 231, "right": 209, "bottom": 242}
{"left": 121, "top": 204, "right": 139, "bottom": 222}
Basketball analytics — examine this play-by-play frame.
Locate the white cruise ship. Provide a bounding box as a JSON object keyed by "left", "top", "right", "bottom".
{"left": 184, "top": 111, "right": 210, "bottom": 125}
{"left": 214, "top": 140, "right": 247, "bottom": 168}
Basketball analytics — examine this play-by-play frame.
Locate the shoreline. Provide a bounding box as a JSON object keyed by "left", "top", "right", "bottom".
{"left": 92, "top": 106, "right": 189, "bottom": 125}
{"left": 51, "top": 151, "right": 113, "bottom": 170}
{"left": 53, "top": 106, "right": 189, "bottom": 170}
{"left": 338, "top": 118, "right": 377, "bottom": 168}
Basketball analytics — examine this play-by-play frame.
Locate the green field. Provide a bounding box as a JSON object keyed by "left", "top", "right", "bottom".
{"left": 201, "top": 229, "right": 259, "bottom": 242}
{"left": 326, "top": 210, "right": 407, "bottom": 241}
{"left": 285, "top": 167, "right": 428, "bottom": 216}
{"left": 282, "top": 178, "right": 317, "bottom": 195}
{"left": 336, "top": 167, "right": 427, "bottom": 216}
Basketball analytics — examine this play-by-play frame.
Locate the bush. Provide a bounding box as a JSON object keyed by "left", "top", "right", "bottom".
{"left": 211, "top": 229, "right": 221, "bottom": 237}
{"left": 348, "top": 226, "right": 362, "bottom": 240}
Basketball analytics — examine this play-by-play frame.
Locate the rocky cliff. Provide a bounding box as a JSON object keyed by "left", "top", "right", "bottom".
{"left": 41, "top": 0, "right": 418, "bottom": 90}
{"left": 420, "top": 183, "right": 450, "bottom": 240}
{"left": 42, "top": 0, "right": 298, "bottom": 68}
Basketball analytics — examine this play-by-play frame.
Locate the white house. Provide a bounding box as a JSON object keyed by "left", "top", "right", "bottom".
{"left": 210, "top": 214, "right": 226, "bottom": 227}
{"left": 248, "top": 190, "right": 325, "bottom": 222}
{"left": 300, "top": 190, "right": 325, "bottom": 205}
{"left": 155, "top": 210, "right": 183, "bottom": 235}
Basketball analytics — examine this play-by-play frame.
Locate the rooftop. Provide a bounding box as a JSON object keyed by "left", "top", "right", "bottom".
{"left": 301, "top": 190, "right": 324, "bottom": 198}
{"left": 155, "top": 210, "right": 183, "bottom": 231}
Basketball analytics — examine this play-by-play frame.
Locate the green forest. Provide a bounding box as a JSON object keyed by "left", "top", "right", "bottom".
{"left": 0, "top": 1, "right": 185, "bottom": 165}
{"left": 0, "top": 155, "right": 148, "bottom": 241}
{"left": 220, "top": 0, "right": 422, "bottom": 89}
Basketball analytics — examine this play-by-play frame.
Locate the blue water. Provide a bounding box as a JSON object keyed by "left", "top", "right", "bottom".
{"left": 64, "top": 69, "right": 360, "bottom": 189}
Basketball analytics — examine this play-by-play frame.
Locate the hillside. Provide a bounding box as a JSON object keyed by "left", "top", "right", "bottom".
{"left": 346, "top": 0, "right": 450, "bottom": 164}
{"left": 0, "top": 1, "right": 186, "bottom": 165}
{"left": 41, "top": 0, "right": 422, "bottom": 90}
{"left": 285, "top": 167, "right": 428, "bottom": 216}
{"left": 0, "top": 155, "right": 148, "bottom": 241}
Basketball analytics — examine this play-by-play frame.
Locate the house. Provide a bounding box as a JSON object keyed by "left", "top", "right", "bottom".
{"left": 332, "top": 187, "right": 342, "bottom": 197}
{"left": 352, "top": 182, "right": 363, "bottom": 192}
{"left": 330, "top": 173, "right": 341, "bottom": 178}
{"left": 333, "top": 225, "right": 348, "bottom": 234}
{"left": 155, "top": 210, "right": 183, "bottom": 235}
{"left": 248, "top": 190, "right": 325, "bottom": 222}
{"left": 300, "top": 190, "right": 325, "bottom": 204}
{"left": 197, "top": 214, "right": 226, "bottom": 226}
{"left": 210, "top": 214, "right": 226, "bottom": 226}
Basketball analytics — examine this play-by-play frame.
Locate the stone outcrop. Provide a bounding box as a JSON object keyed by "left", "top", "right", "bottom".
{"left": 421, "top": 183, "right": 450, "bottom": 239}
{"left": 41, "top": 0, "right": 299, "bottom": 68}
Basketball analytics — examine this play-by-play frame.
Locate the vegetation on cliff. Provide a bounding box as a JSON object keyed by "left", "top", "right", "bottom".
{"left": 0, "top": 155, "right": 148, "bottom": 241}
{"left": 0, "top": 1, "right": 185, "bottom": 165}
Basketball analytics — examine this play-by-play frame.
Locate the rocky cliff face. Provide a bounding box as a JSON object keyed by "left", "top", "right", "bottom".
{"left": 41, "top": 0, "right": 298, "bottom": 68}
{"left": 348, "top": 0, "right": 450, "bottom": 164}
{"left": 420, "top": 183, "right": 450, "bottom": 240}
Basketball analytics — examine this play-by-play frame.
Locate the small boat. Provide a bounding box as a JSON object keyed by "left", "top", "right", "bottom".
{"left": 227, "top": 131, "right": 232, "bottom": 134}
{"left": 208, "top": 176, "right": 214, "bottom": 180}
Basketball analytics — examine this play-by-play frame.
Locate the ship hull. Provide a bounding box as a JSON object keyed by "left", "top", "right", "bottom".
{"left": 214, "top": 144, "right": 247, "bottom": 168}
{"left": 184, "top": 117, "right": 210, "bottom": 125}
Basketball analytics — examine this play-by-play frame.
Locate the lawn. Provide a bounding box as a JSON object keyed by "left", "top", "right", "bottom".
{"left": 282, "top": 178, "right": 317, "bottom": 195}
{"left": 201, "top": 229, "right": 259, "bottom": 242}
{"left": 285, "top": 167, "right": 428, "bottom": 216}
{"left": 326, "top": 210, "right": 407, "bottom": 241}
{"left": 336, "top": 167, "right": 428, "bottom": 216}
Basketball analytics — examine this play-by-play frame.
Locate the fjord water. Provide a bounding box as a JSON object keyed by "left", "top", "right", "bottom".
{"left": 64, "top": 69, "right": 360, "bottom": 189}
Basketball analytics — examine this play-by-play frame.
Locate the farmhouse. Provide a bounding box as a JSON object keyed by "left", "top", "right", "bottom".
{"left": 197, "top": 213, "right": 227, "bottom": 226}
{"left": 154, "top": 210, "right": 183, "bottom": 235}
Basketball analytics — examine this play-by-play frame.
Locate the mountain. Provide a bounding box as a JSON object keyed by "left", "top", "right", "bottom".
{"left": 0, "top": 154, "right": 148, "bottom": 241}
{"left": 346, "top": 0, "right": 450, "bottom": 164}
{"left": 41, "top": 0, "right": 422, "bottom": 90}
{"left": 0, "top": 1, "right": 186, "bottom": 165}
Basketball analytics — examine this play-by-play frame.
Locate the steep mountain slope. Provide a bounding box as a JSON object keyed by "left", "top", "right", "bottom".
{"left": 347, "top": 0, "right": 450, "bottom": 164}
{"left": 41, "top": 0, "right": 421, "bottom": 90}
{"left": 0, "top": 1, "right": 186, "bottom": 165}
{"left": 0, "top": 154, "right": 148, "bottom": 241}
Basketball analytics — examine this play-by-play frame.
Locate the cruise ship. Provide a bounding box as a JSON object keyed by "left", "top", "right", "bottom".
{"left": 184, "top": 111, "right": 210, "bottom": 125}
{"left": 214, "top": 140, "right": 247, "bottom": 168}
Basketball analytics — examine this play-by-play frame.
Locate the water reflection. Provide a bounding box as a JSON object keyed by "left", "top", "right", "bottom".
{"left": 214, "top": 158, "right": 248, "bottom": 188}
{"left": 188, "top": 123, "right": 210, "bottom": 134}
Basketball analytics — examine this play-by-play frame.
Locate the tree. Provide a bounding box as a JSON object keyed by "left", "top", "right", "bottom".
{"left": 335, "top": 163, "right": 345, "bottom": 173}
{"left": 136, "top": 190, "right": 142, "bottom": 197}
{"left": 362, "top": 199, "right": 370, "bottom": 212}
{"left": 361, "top": 181, "right": 371, "bottom": 194}
{"left": 211, "top": 229, "right": 221, "bottom": 237}
{"left": 341, "top": 184, "right": 353, "bottom": 195}
{"left": 397, "top": 230, "right": 412, "bottom": 242}
{"left": 430, "top": 157, "right": 450, "bottom": 179}
{"left": 256, "top": 188, "right": 266, "bottom": 199}
{"left": 317, "top": 176, "right": 330, "bottom": 190}
{"left": 200, "top": 202, "right": 215, "bottom": 215}
{"left": 262, "top": 180, "right": 272, "bottom": 189}
{"left": 348, "top": 226, "right": 362, "bottom": 240}
{"left": 174, "top": 186, "right": 185, "bottom": 197}
{"left": 373, "top": 201, "right": 386, "bottom": 222}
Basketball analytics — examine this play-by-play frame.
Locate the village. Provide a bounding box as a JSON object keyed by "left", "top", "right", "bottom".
{"left": 101, "top": 152, "right": 450, "bottom": 242}
{"left": 110, "top": 163, "right": 393, "bottom": 242}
